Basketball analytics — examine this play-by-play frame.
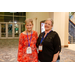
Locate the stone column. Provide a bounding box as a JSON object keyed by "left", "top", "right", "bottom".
{"left": 54, "top": 12, "right": 69, "bottom": 47}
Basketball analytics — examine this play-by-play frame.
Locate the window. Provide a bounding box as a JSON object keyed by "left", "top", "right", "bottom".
{"left": 0, "top": 12, "right": 26, "bottom": 23}
{"left": 14, "top": 12, "right": 26, "bottom": 16}
{"left": 0, "top": 12, "right": 13, "bottom": 15}
{"left": 14, "top": 17, "right": 25, "bottom": 23}
{"left": 5, "top": 16, "right": 13, "bottom": 22}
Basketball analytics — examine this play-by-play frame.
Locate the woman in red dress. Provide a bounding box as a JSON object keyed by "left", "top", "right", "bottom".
{"left": 17, "top": 19, "right": 38, "bottom": 62}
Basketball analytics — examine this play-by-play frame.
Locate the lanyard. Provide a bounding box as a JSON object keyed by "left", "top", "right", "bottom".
{"left": 40, "top": 30, "right": 52, "bottom": 44}
{"left": 27, "top": 31, "right": 32, "bottom": 47}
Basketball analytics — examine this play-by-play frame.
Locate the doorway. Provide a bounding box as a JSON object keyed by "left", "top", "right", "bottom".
{"left": 0, "top": 22, "right": 25, "bottom": 39}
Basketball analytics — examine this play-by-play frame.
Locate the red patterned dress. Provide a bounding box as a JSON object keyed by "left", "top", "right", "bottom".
{"left": 17, "top": 31, "right": 38, "bottom": 62}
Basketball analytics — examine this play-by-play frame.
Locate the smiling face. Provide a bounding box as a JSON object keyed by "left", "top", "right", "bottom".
{"left": 44, "top": 20, "right": 53, "bottom": 31}
{"left": 25, "top": 22, "right": 33, "bottom": 32}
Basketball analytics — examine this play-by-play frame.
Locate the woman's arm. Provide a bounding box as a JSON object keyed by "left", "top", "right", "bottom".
{"left": 17, "top": 33, "right": 23, "bottom": 62}
{"left": 36, "top": 33, "right": 41, "bottom": 48}
{"left": 52, "top": 32, "right": 61, "bottom": 62}
{"left": 52, "top": 51, "right": 59, "bottom": 62}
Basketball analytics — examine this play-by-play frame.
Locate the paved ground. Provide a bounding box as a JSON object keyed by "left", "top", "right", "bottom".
{"left": 60, "top": 48, "right": 75, "bottom": 62}
{"left": 0, "top": 39, "right": 75, "bottom": 62}
{"left": 0, "top": 39, "right": 19, "bottom": 62}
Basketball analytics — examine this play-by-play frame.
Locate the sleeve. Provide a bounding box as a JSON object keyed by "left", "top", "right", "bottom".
{"left": 53, "top": 33, "right": 61, "bottom": 54}
{"left": 17, "top": 33, "right": 23, "bottom": 62}
{"left": 36, "top": 33, "right": 41, "bottom": 48}
{"left": 35, "top": 31, "right": 38, "bottom": 39}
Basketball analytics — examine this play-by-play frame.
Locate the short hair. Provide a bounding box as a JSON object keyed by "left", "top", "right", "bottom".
{"left": 45, "top": 18, "right": 53, "bottom": 26}
{"left": 25, "top": 18, "right": 33, "bottom": 25}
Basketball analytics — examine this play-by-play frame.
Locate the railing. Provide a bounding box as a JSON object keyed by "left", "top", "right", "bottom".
{"left": 69, "top": 19, "right": 75, "bottom": 44}
{"left": 69, "top": 33, "right": 73, "bottom": 44}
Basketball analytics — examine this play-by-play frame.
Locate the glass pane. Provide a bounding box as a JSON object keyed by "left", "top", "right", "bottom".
{"left": 14, "top": 17, "right": 25, "bottom": 23}
{"left": 14, "top": 24, "right": 19, "bottom": 37}
{"left": 1, "top": 24, "right": 6, "bottom": 37}
{"left": 0, "top": 12, "right": 4, "bottom": 15}
{"left": 14, "top": 12, "right": 26, "bottom": 16}
{"left": 0, "top": 16, "right": 13, "bottom": 22}
{"left": 8, "top": 24, "right": 12, "bottom": 37}
{"left": 0, "top": 12, "right": 13, "bottom": 15}
{"left": 21, "top": 23, "right": 25, "bottom": 32}
{"left": 0, "top": 16, "right": 4, "bottom": 22}
{"left": 4, "top": 16, "right": 13, "bottom": 22}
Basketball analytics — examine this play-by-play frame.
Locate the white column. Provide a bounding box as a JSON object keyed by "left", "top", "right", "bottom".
{"left": 54, "top": 12, "right": 69, "bottom": 47}
{"left": 33, "top": 18, "right": 37, "bottom": 31}
{"left": 13, "top": 23, "right": 14, "bottom": 38}
{"left": 13, "top": 12, "right": 14, "bottom": 38}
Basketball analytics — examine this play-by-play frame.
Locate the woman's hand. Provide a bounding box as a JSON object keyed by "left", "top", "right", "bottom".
{"left": 52, "top": 51, "right": 59, "bottom": 62}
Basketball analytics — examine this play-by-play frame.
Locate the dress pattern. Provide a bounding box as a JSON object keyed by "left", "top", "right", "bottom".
{"left": 17, "top": 31, "right": 38, "bottom": 62}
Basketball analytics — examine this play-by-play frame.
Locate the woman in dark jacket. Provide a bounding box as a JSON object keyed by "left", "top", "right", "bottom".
{"left": 36, "top": 18, "right": 61, "bottom": 62}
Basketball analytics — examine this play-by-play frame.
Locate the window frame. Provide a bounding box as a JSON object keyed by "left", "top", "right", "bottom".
{"left": 0, "top": 12, "right": 26, "bottom": 23}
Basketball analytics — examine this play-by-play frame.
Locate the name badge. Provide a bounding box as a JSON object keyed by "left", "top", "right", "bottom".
{"left": 26, "top": 47, "right": 32, "bottom": 54}
{"left": 38, "top": 44, "right": 43, "bottom": 52}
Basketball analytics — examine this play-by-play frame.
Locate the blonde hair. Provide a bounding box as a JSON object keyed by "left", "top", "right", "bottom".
{"left": 25, "top": 18, "right": 33, "bottom": 25}
{"left": 45, "top": 18, "right": 53, "bottom": 26}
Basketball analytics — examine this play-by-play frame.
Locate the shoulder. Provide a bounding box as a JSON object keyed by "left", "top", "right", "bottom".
{"left": 51, "top": 31, "right": 60, "bottom": 40}
{"left": 38, "top": 32, "right": 44, "bottom": 37}
{"left": 33, "top": 30, "right": 37, "bottom": 34}
{"left": 51, "top": 30, "right": 57, "bottom": 34}
{"left": 19, "top": 32, "right": 25, "bottom": 38}
{"left": 22, "top": 31, "right": 26, "bottom": 34}
{"left": 20, "top": 33, "right": 23, "bottom": 36}
{"left": 33, "top": 31, "right": 38, "bottom": 36}
{"left": 48, "top": 30, "right": 60, "bottom": 39}
{"left": 51, "top": 31, "right": 59, "bottom": 36}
